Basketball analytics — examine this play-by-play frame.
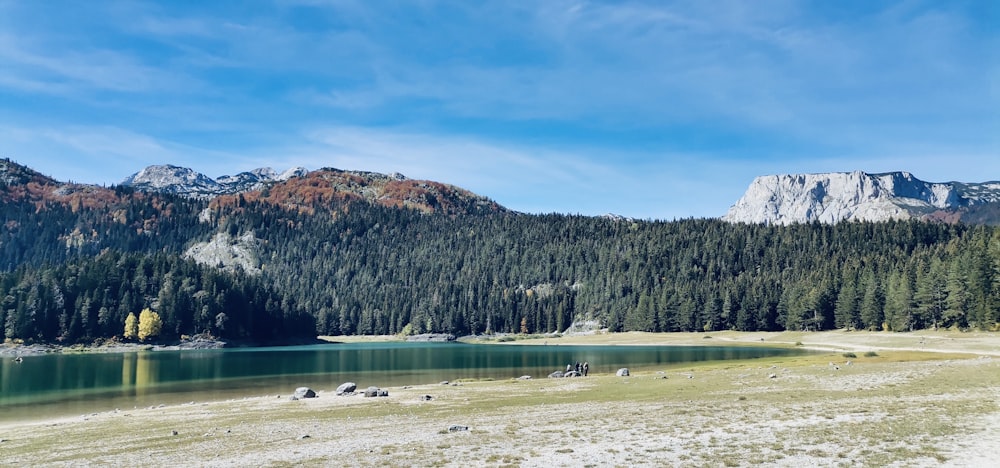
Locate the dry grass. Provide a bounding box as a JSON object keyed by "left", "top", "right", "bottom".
{"left": 2, "top": 331, "right": 999, "bottom": 467}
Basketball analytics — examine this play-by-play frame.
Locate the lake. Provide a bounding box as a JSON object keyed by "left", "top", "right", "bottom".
{"left": 0, "top": 342, "right": 806, "bottom": 421}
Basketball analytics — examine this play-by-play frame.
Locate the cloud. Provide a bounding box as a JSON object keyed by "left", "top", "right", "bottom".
{"left": 266, "top": 126, "right": 741, "bottom": 218}
{"left": 0, "top": 34, "right": 196, "bottom": 95}
{"left": 0, "top": 125, "right": 238, "bottom": 184}
{"left": 0, "top": 1, "right": 994, "bottom": 219}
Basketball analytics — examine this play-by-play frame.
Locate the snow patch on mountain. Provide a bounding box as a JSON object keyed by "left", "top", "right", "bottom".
{"left": 723, "top": 171, "right": 1000, "bottom": 225}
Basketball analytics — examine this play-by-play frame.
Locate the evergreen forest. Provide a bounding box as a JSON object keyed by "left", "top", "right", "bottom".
{"left": 2, "top": 167, "right": 999, "bottom": 345}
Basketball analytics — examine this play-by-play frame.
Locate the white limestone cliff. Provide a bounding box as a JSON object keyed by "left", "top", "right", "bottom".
{"left": 723, "top": 171, "right": 999, "bottom": 225}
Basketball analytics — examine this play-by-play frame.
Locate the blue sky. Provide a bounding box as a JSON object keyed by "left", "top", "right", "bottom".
{"left": 1, "top": 1, "right": 996, "bottom": 219}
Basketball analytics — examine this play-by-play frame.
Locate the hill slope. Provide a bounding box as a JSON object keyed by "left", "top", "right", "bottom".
{"left": 2, "top": 159, "right": 999, "bottom": 345}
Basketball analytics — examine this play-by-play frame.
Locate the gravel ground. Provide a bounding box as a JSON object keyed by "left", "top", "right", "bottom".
{"left": 2, "top": 331, "right": 998, "bottom": 467}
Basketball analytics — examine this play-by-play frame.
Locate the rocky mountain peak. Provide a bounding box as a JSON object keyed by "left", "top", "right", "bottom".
{"left": 121, "top": 164, "right": 308, "bottom": 198}
{"left": 278, "top": 167, "right": 309, "bottom": 181}
{"left": 722, "top": 171, "right": 1000, "bottom": 225}
{"left": 121, "top": 164, "right": 222, "bottom": 197}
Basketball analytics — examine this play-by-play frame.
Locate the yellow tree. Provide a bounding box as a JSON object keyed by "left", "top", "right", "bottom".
{"left": 138, "top": 308, "right": 163, "bottom": 341}
{"left": 124, "top": 312, "right": 139, "bottom": 340}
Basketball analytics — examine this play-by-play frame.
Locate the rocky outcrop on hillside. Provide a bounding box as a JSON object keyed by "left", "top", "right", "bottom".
{"left": 723, "top": 171, "right": 1000, "bottom": 225}
{"left": 183, "top": 231, "right": 262, "bottom": 275}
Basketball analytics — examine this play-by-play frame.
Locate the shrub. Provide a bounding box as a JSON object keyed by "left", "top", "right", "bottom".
{"left": 864, "top": 351, "right": 879, "bottom": 357}
{"left": 842, "top": 352, "right": 857, "bottom": 358}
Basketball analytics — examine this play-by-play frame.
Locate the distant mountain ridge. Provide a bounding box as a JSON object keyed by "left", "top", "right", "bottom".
{"left": 122, "top": 163, "right": 507, "bottom": 215}
{"left": 121, "top": 164, "right": 308, "bottom": 198}
{"left": 209, "top": 167, "right": 506, "bottom": 216}
{"left": 723, "top": 171, "right": 1000, "bottom": 225}
{"left": 0, "top": 159, "right": 506, "bottom": 217}
{"left": 7, "top": 160, "right": 1000, "bottom": 225}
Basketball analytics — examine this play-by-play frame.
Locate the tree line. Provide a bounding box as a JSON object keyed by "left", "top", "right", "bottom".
{"left": 2, "top": 183, "right": 998, "bottom": 344}
{"left": 0, "top": 250, "right": 314, "bottom": 343}
{"left": 247, "top": 202, "right": 998, "bottom": 336}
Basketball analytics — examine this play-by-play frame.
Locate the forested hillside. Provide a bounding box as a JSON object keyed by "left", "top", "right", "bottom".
{"left": 2, "top": 159, "right": 998, "bottom": 344}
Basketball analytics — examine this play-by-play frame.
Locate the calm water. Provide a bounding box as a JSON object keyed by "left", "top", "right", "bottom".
{"left": 0, "top": 342, "right": 805, "bottom": 421}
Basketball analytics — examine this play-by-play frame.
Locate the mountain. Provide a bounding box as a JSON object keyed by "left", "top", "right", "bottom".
{"left": 121, "top": 164, "right": 309, "bottom": 198}
{"left": 121, "top": 164, "right": 223, "bottom": 197}
{"left": 121, "top": 164, "right": 503, "bottom": 216}
{"left": 722, "top": 171, "right": 1000, "bottom": 225}
{"left": 3, "top": 158, "right": 1000, "bottom": 345}
{"left": 1, "top": 158, "right": 132, "bottom": 211}
{"left": 216, "top": 168, "right": 277, "bottom": 193}
{"left": 210, "top": 167, "right": 507, "bottom": 216}
{"left": 1, "top": 158, "right": 57, "bottom": 187}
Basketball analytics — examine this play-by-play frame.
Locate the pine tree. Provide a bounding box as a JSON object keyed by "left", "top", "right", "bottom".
{"left": 859, "top": 273, "right": 884, "bottom": 331}
{"left": 834, "top": 277, "right": 859, "bottom": 330}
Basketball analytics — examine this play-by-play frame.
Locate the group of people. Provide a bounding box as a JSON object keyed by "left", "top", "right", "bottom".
{"left": 565, "top": 361, "right": 589, "bottom": 376}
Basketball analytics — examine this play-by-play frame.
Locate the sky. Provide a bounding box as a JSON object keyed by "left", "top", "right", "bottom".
{"left": 1, "top": 1, "right": 997, "bottom": 220}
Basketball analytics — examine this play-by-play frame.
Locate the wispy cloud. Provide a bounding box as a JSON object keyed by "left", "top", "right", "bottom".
{"left": 0, "top": 1, "right": 994, "bottom": 218}
{"left": 0, "top": 34, "right": 195, "bottom": 95}
{"left": 0, "top": 124, "right": 240, "bottom": 184}
{"left": 267, "top": 126, "right": 738, "bottom": 218}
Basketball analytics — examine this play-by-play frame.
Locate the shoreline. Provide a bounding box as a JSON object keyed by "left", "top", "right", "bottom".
{"left": 2, "top": 330, "right": 998, "bottom": 466}
{"left": 6, "top": 329, "right": 998, "bottom": 357}
{"left": 0, "top": 335, "right": 338, "bottom": 357}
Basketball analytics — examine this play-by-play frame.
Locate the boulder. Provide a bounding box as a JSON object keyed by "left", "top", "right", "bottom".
{"left": 294, "top": 387, "right": 317, "bottom": 399}
{"left": 448, "top": 425, "right": 469, "bottom": 432}
{"left": 518, "top": 375, "right": 532, "bottom": 380}
{"left": 563, "top": 371, "right": 582, "bottom": 378}
{"left": 406, "top": 334, "right": 457, "bottom": 342}
{"left": 548, "top": 371, "right": 564, "bottom": 378}
{"left": 616, "top": 368, "right": 630, "bottom": 377}
{"left": 336, "top": 382, "right": 357, "bottom": 395}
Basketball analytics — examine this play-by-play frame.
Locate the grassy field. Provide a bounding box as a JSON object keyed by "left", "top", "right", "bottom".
{"left": 2, "top": 331, "right": 998, "bottom": 467}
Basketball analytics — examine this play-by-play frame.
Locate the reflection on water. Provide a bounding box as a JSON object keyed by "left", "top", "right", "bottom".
{"left": 120, "top": 353, "right": 158, "bottom": 396}
{"left": 0, "top": 342, "right": 807, "bottom": 421}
